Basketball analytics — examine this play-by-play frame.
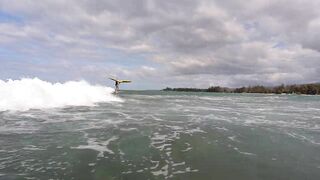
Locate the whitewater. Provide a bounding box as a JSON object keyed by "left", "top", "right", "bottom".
{"left": 0, "top": 78, "right": 121, "bottom": 111}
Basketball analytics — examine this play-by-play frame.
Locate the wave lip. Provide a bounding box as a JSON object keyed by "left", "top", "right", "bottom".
{"left": 0, "top": 78, "right": 121, "bottom": 111}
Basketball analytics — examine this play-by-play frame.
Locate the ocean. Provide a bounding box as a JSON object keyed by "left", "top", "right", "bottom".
{"left": 1, "top": 80, "right": 320, "bottom": 179}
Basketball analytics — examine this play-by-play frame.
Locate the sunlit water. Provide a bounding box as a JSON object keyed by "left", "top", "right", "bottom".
{"left": 1, "top": 91, "right": 320, "bottom": 180}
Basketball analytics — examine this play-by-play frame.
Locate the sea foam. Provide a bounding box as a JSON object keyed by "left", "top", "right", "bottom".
{"left": 0, "top": 78, "right": 121, "bottom": 111}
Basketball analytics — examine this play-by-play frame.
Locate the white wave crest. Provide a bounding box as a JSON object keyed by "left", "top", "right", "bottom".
{"left": 0, "top": 78, "right": 121, "bottom": 111}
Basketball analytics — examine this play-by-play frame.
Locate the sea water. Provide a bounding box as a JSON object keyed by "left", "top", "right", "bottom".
{"left": 0, "top": 79, "right": 320, "bottom": 179}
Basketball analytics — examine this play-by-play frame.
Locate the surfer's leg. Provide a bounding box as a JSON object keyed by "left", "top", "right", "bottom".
{"left": 115, "top": 85, "right": 119, "bottom": 93}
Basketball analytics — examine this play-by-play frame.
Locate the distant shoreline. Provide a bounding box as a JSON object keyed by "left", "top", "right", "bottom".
{"left": 163, "top": 83, "right": 320, "bottom": 95}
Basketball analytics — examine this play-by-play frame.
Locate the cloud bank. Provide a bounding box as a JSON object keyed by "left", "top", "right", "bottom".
{"left": 1, "top": 0, "right": 320, "bottom": 88}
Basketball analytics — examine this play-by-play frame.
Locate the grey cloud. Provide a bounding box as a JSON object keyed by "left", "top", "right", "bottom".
{"left": 1, "top": 0, "right": 320, "bottom": 88}
{"left": 215, "top": 0, "right": 320, "bottom": 51}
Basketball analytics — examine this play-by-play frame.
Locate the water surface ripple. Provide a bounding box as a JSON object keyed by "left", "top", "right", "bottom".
{"left": 0, "top": 91, "right": 320, "bottom": 179}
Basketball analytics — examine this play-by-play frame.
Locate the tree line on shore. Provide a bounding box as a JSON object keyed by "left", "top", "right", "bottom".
{"left": 163, "top": 83, "right": 320, "bottom": 95}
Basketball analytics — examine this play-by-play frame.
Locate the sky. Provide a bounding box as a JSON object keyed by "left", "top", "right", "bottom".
{"left": 0, "top": 0, "right": 320, "bottom": 89}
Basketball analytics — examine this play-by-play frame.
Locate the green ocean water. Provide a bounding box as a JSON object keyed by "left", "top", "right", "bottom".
{"left": 1, "top": 91, "right": 320, "bottom": 179}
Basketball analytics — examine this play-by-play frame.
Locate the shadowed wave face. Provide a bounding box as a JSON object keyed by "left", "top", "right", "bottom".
{"left": 0, "top": 78, "right": 122, "bottom": 111}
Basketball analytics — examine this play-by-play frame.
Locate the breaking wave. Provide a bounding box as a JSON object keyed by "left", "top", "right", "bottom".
{"left": 0, "top": 78, "right": 121, "bottom": 111}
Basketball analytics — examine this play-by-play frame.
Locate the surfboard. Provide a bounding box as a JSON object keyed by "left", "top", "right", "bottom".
{"left": 109, "top": 78, "right": 131, "bottom": 83}
{"left": 118, "top": 80, "right": 131, "bottom": 83}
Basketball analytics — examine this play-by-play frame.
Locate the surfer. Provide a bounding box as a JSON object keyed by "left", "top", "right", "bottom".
{"left": 109, "top": 78, "right": 131, "bottom": 94}
{"left": 115, "top": 80, "right": 120, "bottom": 93}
